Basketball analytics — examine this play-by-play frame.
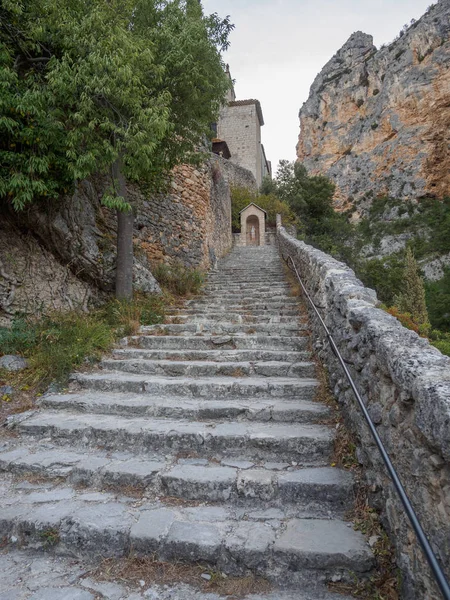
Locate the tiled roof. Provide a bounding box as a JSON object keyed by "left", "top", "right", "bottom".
{"left": 228, "top": 99, "right": 264, "bottom": 126}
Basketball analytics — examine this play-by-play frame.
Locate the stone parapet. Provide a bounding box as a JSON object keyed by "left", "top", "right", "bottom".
{"left": 276, "top": 219, "right": 450, "bottom": 599}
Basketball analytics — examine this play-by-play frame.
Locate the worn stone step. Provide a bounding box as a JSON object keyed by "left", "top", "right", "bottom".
{"left": 161, "top": 465, "right": 354, "bottom": 509}
{"left": 186, "top": 299, "right": 300, "bottom": 309}
{"left": 140, "top": 323, "right": 305, "bottom": 335}
{"left": 0, "top": 444, "right": 352, "bottom": 512}
{"left": 112, "top": 347, "right": 311, "bottom": 363}
{"left": 208, "top": 274, "right": 287, "bottom": 280}
{"left": 100, "top": 359, "right": 316, "bottom": 378}
{"left": 129, "top": 334, "right": 309, "bottom": 351}
{"left": 0, "top": 482, "right": 374, "bottom": 582}
{"left": 203, "top": 281, "right": 291, "bottom": 289}
{"left": 164, "top": 314, "right": 299, "bottom": 325}
{"left": 15, "top": 411, "right": 333, "bottom": 462}
{"left": 166, "top": 305, "right": 300, "bottom": 317}
{"left": 203, "top": 286, "right": 292, "bottom": 294}
{"left": 72, "top": 373, "right": 319, "bottom": 399}
{"left": 0, "top": 548, "right": 357, "bottom": 600}
{"left": 41, "top": 391, "right": 328, "bottom": 422}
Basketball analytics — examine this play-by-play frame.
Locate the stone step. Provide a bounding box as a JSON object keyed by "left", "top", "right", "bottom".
{"left": 0, "top": 444, "right": 352, "bottom": 512}
{"left": 41, "top": 391, "right": 328, "bottom": 422}
{"left": 112, "top": 347, "right": 311, "bottom": 362}
{"left": 15, "top": 411, "right": 333, "bottom": 462}
{"left": 206, "top": 279, "right": 289, "bottom": 287}
{"left": 167, "top": 308, "right": 300, "bottom": 317}
{"left": 0, "top": 549, "right": 357, "bottom": 600}
{"left": 161, "top": 464, "right": 353, "bottom": 509}
{"left": 0, "top": 481, "right": 374, "bottom": 583}
{"left": 140, "top": 323, "right": 305, "bottom": 335}
{"left": 203, "top": 285, "right": 291, "bottom": 294}
{"left": 199, "top": 296, "right": 295, "bottom": 304}
{"left": 129, "top": 334, "right": 309, "bottom": 351}
{"left": 186, "top": 299, "right": 300, "bottom": 309}
{"left": 72, "top": 373, "right": 319, "bottom": 400}
{"left": 164, "top": 314, "right": 299, "bottom": 324}
{"left": 100, "top": 359, "right": 316, "bottom": 378}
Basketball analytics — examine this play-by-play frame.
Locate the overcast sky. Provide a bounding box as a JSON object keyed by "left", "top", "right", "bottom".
{"left": 203, "top": 0, "right": 433, "bottom": 175}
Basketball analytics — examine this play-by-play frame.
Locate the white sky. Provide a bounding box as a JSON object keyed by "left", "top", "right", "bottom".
{"left": 203, "top": 0, "right": 433, "bottom": 175}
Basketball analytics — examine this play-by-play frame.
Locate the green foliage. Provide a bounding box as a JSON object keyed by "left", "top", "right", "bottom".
{"left": 100, "top": 294, "right": 166, "bottom": 337}
{"left": 394, "top": 248, "right": 429, "bottom": 331}
{"left": 152, "top": 263, "right": 205, "bottom": 297}
{"left": 0, "top": 0, "right": 233, "bottom": 210}
{"left": 10, "top": 311, "right": 114, "bottom": 387}
{"left": 231, "top": 186, "right": 297, "bottom": 232}
{"left": 269, "top": 160, "right": 346, "bottom": 248}
{"left": 429, "top": 329, "right": 450, "bottom": 357}
{"left": 355, "top": 255, "right": 404, "bottom": 306}
{"left": 39, "top": 528, "right": 60, "bottom": 547}
{"left": 0, "top": 294, "right": 166, "bottom": 388}
{"left": 0, "top": 317, "right": 40, "bottom": 355}
{"left": 0, "top": 44, "right": 72, "bottom": 209}
{"left": 425, "top": 268, "right": 450, "bottom": 331}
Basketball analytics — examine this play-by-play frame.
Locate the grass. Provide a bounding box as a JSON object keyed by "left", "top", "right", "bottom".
{"left": 0, "top": 294, "right": 167, "bottom": 393}
{"left": 152, "top": 262, "right": 205, "bottom": 297}
{"left": 91, "top": 555, "right": 271, "bottom": 598}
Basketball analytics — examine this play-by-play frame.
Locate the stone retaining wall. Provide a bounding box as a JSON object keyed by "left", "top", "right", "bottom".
{"left": 276, "top": 218, "right": 450, "bottom": 599}
{"left": 213, "top": 155, "right": 258, "bottom": 191}
{"left": 135, "top": 156, "right": 232, "bottom": 269}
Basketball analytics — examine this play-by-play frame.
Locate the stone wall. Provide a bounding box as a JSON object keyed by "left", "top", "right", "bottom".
{"left": 277, "top": 219, "right": 450, "bottom": 599}
{"left": 214, "top": 155, "right": 258, "bottom": 191}
{"left": 297, "top": 0, "right": 450, "bottom": 209}
{"left": 135, "top": 156, "right": 232, "bottom": 269}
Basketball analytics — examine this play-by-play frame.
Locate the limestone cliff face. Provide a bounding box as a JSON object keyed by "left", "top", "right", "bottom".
{"left": 297, "top": 0, "right": 450, "bottom": 210}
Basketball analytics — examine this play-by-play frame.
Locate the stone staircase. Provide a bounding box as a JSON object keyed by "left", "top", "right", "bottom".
{"left": 0, "top": 244, "right": 374, "bottom": 598}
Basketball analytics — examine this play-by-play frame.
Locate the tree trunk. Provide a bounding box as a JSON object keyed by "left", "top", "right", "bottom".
{"left": 114, "top": 157, "right": 134, "bottom": 300}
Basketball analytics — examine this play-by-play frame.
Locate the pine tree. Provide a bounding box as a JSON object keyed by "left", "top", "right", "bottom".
{"left": 395, "top": 247, "right": 430, "bottom": 331}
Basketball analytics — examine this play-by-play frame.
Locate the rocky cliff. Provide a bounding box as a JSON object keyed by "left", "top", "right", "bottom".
{"left": 297, "top": 0, "right": 450, "bottom": 210}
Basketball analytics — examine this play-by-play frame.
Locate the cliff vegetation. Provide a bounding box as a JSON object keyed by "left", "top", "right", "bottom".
{"left": 267, "top": 162, "right": 450, "bottom": 355}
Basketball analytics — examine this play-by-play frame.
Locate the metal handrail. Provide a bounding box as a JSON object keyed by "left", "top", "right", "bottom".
{"left": 284, "top": 253, "right": 450, "bottom": 600}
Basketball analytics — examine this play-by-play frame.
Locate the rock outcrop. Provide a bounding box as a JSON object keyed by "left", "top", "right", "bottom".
{"left": 297, "top": 0, "right": 450, "bottom": 209}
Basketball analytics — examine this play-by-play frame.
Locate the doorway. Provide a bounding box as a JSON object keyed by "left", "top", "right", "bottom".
{"left": 246, "top": 215, "right": 260, "bottom": 246}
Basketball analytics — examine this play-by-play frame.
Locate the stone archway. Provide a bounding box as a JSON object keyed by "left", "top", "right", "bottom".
{"left": 246, "top": 215, "right": 260, "bottom": 246}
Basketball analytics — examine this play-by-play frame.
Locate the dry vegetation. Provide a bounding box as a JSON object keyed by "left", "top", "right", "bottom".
{"left": 91, "top": 555, "right": 271, "bottom": 598}
{"left": 283, "top": 258, "right": 400, "bottom": 599}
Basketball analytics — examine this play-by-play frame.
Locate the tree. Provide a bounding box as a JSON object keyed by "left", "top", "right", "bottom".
{"left": 230, "top": 186, "right": 297, "bottom": 231}
{"left": 269, "top": 160, "right": 336, "bottom": 239}
{"left": 395, "top": 247, "right": 430, "bottom": 332}
{"left": 0, "top": 0, "right": 233, "bottom": 299}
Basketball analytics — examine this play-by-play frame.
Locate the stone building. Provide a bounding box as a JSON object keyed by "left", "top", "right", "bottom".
{"left": 215, "top": 67, "right": 271, "bottom": 188}
{"left": 239, "top": 202, "right": 266, "bottom": 247}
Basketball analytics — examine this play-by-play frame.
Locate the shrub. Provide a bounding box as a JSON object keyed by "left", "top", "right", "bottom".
{"left": 152, "top": 263, "right": 204, "bottom": 297}
{"left": 387, "top": 306, "right": 420, "bottom": 334}
{"left": 0, "top": 318, "right": 40, "bottom": 355}
{"left": 394, "top": 248, "right": 430, "bottom": 332}
{"left": 425, "top": 268, "right": 450, "bottom": 331}
{"left": 101, "top": 294, "right": 166, "bottom": 337}
{"left": 5, "top": 312, "right": 115, "bottom": 388}
{"left": 429, "top": 330, "right": 450, "bottom": 357}
{"left": 0, "top": 295, "right": 166, "bottom": 389}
